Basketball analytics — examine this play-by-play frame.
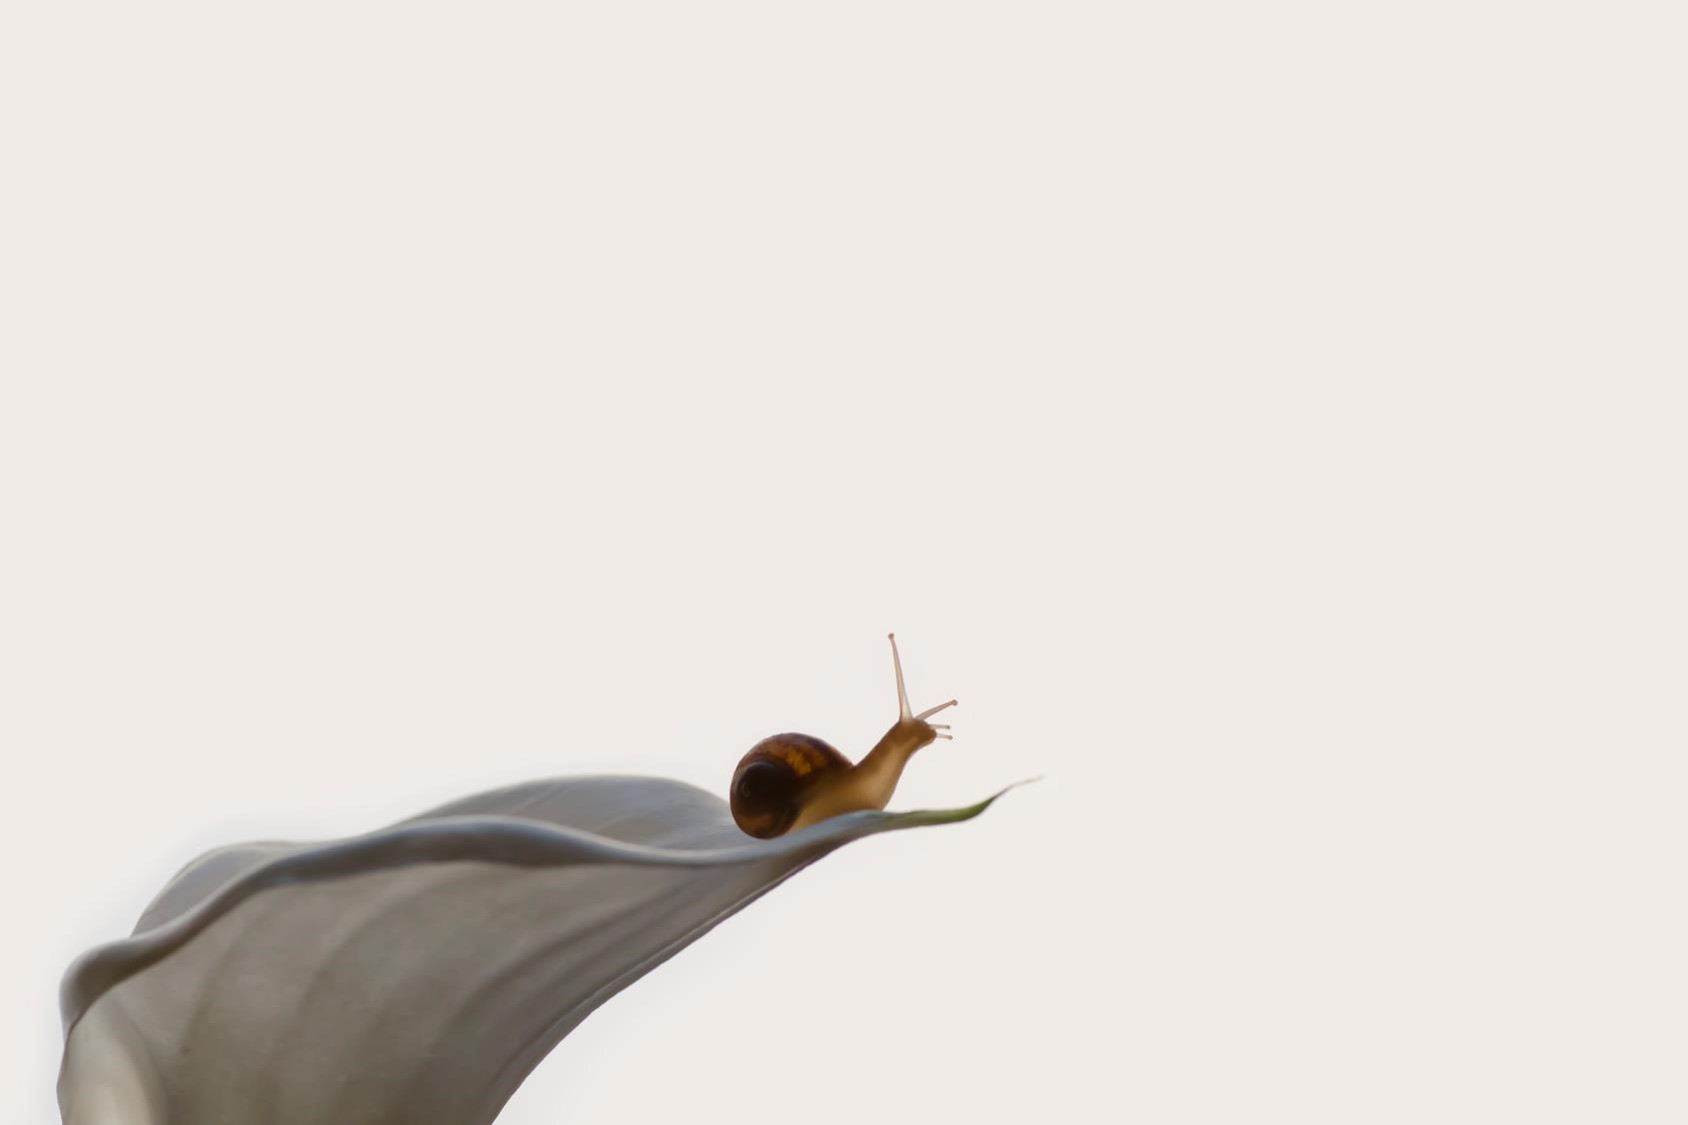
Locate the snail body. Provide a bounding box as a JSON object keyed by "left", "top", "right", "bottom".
{"left": 730, "top": 635, "right": 957, "bottom": 839}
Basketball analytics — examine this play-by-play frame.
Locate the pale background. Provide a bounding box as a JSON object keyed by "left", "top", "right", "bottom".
{"left": 2, "top": 4, "right": 1684, "bottom": 1123}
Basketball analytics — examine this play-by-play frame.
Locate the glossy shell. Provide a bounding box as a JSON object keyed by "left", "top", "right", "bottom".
{"left": 729, "top": 733, "right": 852, "bottom": 838}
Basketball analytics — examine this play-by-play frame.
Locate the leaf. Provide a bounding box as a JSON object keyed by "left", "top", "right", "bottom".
{"left": 57, "top": 776, "right": 1011, "bottom": 1125}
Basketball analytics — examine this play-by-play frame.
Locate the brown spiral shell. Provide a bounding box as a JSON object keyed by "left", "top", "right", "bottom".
{"left": 729, "top": 733, "right": 853, "bottom": 838}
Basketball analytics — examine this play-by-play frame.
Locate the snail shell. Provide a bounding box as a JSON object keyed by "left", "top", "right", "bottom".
{"left": 729, "top": 733, "right": 852, "bottom": 839}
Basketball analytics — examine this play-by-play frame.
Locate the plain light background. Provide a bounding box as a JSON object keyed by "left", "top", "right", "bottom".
{"left": 2, "top": 4, "right": 1684, "bottom": 1123}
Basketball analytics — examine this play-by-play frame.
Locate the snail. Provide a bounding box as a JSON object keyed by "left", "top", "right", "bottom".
{"left": 730, "top": 633, "right": 958, "bottom": 838}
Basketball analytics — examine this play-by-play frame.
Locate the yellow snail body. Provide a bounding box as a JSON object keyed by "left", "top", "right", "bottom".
{"left": 730, "top": 634, "right": 958, "bottom": 838}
